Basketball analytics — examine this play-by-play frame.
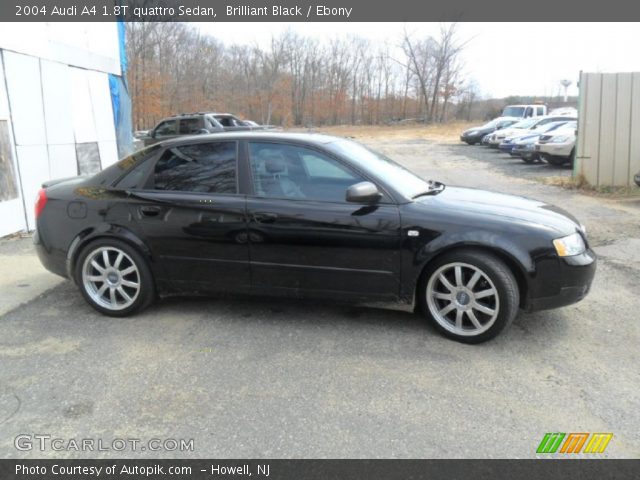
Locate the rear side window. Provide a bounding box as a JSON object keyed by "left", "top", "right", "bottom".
{"left": 152, "top": 142, "right": 237, "bottom": 194}
{"left": 116, "top": 161, "right": 151, "bottom": 189}
{"left": 103, "top": 145, "right": 160, "bottom": 188}
{"left": 216, "top": 116, "right": 234, "bottom": 127}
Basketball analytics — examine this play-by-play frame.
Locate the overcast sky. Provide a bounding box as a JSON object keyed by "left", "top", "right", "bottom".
{"left": 198, "top": 22, "right": 640, "bottom": 99}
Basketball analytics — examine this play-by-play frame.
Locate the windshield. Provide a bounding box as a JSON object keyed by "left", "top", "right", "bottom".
{"left": 479, "top": 119, "right": 500, "bottom": 129}
{"left": 511, "top": 118, "right": 537, "bottom": 129}
{"left": 539, "top": 121, "right": 569, "bottom": 133}
{"left": 327, "top": 139, "right": 432, "bottom": 199}
{"left": 502, "top": 106, "right": 525, "bottom": 117}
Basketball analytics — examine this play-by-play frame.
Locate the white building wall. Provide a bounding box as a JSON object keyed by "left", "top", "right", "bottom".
{"left": 0, "top": 54, "right": 26, "bottom": 235}
{"left": 0, "top": 22, "right": 120, "bottom": 76}
{"left": 0, "top": 23, "right": 121, "bottom": 236}
{"left": 576, "top": 72, "right": 640, "bottom": 187}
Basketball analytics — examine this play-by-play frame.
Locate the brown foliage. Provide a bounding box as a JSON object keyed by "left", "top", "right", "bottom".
{"left": 126, "top": 23, "right": 475, "bottom": 130}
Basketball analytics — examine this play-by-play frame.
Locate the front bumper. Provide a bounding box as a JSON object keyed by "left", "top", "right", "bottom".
{"left": 460, "top": 133, "right": 484, "bottom": 143}
{"left": 513, "top": 144, "right": 537, "bottom": 159}
{"left": 525, "top": 249, "right": 597, "bottom": 312}
{"left": 498, "top": 143, "right": 516, "bottom": 153}
{"left": 535, "top": 141, "right": 574, "bottom": 158}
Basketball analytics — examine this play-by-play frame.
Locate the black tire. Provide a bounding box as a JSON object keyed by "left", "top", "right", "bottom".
{"left": 466, "top": 141, "right": 477, "bottom": 145}
{"left": 74, "top": 238, "right": 155, "bottom": 317}
{"left": 417, "top": 249, "right": 520, "bottom": 344}
{"left": 547, "top": 156, "right": 567, "bottom": 167}
{"left": 521, "top": 156, "right": 535, "bottom": 164}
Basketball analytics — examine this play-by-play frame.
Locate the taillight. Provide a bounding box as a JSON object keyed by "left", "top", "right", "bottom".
{"left": 34, "top": 188, "right": 48, "bottom": 219}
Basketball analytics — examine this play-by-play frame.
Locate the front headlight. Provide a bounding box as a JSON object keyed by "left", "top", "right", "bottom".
{"left": 550, "top": 135, "right": 570, "bottom": 143}
{"left": 553, "top": 232, "right": 586, "bottom": 257}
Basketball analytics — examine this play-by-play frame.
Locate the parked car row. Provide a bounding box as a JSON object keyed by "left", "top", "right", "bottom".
{"left": 462, "top": 113, "right": 578, "bottom": 167}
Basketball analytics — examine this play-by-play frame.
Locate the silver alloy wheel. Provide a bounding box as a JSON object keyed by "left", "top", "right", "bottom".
{"left": 426, "top": 262, "right": 500, "bottom": 336}
{"left": 81, "top": 246, "right": 141, "bottom": 311}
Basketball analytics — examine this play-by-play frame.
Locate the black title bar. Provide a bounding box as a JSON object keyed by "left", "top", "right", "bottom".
{"left": 3, "top": 0, "right": 640, "bottom": 21}
{"left": 1, "top": 460, "right": 640, "bottom": 480}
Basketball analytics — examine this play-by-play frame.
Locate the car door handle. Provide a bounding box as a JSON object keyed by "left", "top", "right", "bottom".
{"left": 140, "top": 205, "right": 163, "bottom": 217}
{"left": 254, "top": 212, "right": 278, "bottom": 223}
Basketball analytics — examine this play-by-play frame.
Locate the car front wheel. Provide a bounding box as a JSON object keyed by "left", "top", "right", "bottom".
{"left": 547, "top": 155, "right": 568, "bottom": 167}
{"left": 75, "top": 239, "right": 155, "bottom": 317}
{"left": 418, "top": 250, "right": 520, "bottom": 343}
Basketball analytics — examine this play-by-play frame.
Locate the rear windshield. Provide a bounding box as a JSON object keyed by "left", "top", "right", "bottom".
{"left": 502, "top": 106, "right": 525, "bottom": 117}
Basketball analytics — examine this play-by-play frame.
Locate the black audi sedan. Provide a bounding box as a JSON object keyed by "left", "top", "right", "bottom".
{"left": 34, "top": 132, "right": 596, "bottom": 343}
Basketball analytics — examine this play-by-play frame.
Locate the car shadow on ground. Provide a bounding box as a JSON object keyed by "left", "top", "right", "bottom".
{"left": 9, "top": 280, "right": 572, "bottom": 353}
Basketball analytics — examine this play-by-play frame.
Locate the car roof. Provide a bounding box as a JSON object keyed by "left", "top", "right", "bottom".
{"left": 157, "top": 131, "right": 340, "bottom": 148}
{"left": 166, "top": 112, "right": 235, "bottom": 118}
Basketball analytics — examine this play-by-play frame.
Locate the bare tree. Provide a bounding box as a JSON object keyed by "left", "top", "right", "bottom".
{"left": 125, "top": 22, "right": 474, "bottom": 128}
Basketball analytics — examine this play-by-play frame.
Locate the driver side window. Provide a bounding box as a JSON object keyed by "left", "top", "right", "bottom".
{"left": 248, "top": 142, "right": 364, "bottom": 203}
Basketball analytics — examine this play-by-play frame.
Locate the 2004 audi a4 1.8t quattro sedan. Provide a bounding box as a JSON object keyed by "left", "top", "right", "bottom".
{"left": 34, "top": 132, "right": 596, "bottom": 343}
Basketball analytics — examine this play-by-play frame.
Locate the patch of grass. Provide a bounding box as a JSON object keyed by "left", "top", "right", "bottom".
{"left": 293, "top": 122, "right": 476, "bottom": 144}
{"left": 542, "top": 174, "right": 640, "bottom": 198}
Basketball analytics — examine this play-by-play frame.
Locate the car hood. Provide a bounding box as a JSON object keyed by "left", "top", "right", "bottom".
{"left": 463, "top": 125, "right": 494, "bottom": 135}
{"left": 417, "top": 186, "right": 581, "bottom": 236}
{"left": 495, "top": 127, "right": 528, "bottom": 138}
{"left": 511, "top": 133, "right": 540, "bottom": 144}
{"left": 544, "top": 127, "right": 576, "bottom": 138}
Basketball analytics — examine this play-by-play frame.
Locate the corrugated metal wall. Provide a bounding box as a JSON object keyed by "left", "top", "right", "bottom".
{"left": 576, "top": 72, "right": 640, "bottom": 187}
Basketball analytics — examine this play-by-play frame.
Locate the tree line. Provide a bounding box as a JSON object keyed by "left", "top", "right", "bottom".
{"left": 125, "top": 23, "right": 478, "bottom": 130}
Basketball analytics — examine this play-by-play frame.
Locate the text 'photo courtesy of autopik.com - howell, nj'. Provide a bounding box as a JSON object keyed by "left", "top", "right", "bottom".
{"left": 0, "top": 0, "right": 640, "bottom": 479}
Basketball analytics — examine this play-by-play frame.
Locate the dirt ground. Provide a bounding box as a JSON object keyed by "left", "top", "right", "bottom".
{"left": 1, "top": 125, "right": 639, "bottom": 459}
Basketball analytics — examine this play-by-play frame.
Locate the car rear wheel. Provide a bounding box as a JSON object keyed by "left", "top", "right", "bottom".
{"left": 418, "top": 250, "right": 519, "bottom": 344}
{"left": 75, "top": 239, "right": 155, "bottom": 317}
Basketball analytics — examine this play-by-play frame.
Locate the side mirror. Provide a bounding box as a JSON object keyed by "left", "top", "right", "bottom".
{"left": 196, "top": 129, "right": 209, "bottom": 134}
{"left": 149, "top": 130, "right": 156, "bottom": 138}
{"left": 346, "top": 182, "right": 382, "bottom": 204}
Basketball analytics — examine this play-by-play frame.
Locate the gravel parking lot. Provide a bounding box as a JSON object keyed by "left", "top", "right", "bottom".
{"left": 1, "top": 136, "right": 639, "bottom": 459}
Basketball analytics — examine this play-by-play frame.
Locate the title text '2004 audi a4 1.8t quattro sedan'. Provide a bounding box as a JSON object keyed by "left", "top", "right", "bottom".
{"left": 34, "top": 133, "right": 596, "bottom": 343}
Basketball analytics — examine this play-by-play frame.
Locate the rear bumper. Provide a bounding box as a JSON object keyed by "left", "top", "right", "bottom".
{"left": 525, "top": 249, "right": 597, "bottom": 312}
{"left": 33, "top": 230, "right": 68, "bottom": 279}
